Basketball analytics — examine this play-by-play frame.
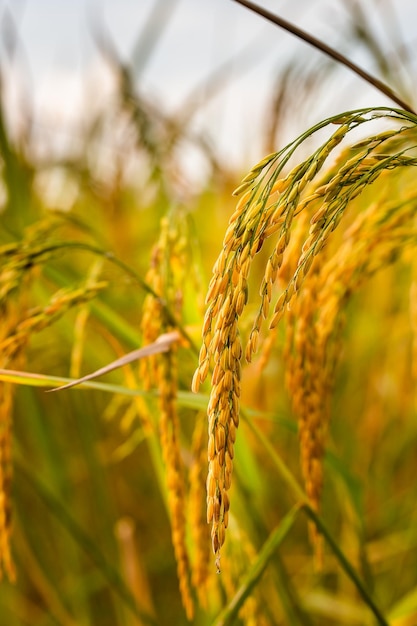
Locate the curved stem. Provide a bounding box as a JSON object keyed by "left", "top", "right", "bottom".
{"left": 303, "top": 505, "right": 389, "bottom": 626}
{"left": 232, "top": 0, "right": 416, "bottom": 115}
{"left": 25, "top": 240, "right": 199, "bottom": 355}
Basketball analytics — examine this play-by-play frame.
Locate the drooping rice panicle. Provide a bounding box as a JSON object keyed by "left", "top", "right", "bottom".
{"left": 0, "top": 222, "right": 110, "bottom": 581}
{"left": 189, "top": 413, "right": 211, "bottom": 608}
{"left": 0, "top": 379, "right": 15, "bottom": 581}
{"left": 285, "top": 172, "right": 417, "bottom": 561}
{"left": 158, "top": 348, "right": 193, "bottom": 620}
{"left": 139, "top": 210, "right": 194, "bottom": 619}
{"left": 193, "top": 107, "right": 417, "bottom": 566}
{"left": 0, "top": 295, "right": 21, "bottom": 581}
{"left": 70, "top": 259, "right": 104, "bottom": 378}
{"left": 410, "top": 264, "right": 417, "bottom": 396}
{"left": 0, "top": 282, "right": 108, "bottom": 362}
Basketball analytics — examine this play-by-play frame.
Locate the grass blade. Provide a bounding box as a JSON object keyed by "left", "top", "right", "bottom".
{"left": 0, "top": 368, "right": 150, "bottom": 396}
{"left": 303, "top": 505, "right": 389, "bottom": 626}
{"left": 212, "top": 505, "right": 300, "bottom": 626}
{"left": 245, "top": 412, "right": 389, "bottom": 625}
{"left": 47, "top": 331, "right": 180, "bottom": 392}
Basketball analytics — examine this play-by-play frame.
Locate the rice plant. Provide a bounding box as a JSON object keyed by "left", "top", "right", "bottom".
{"left": 1, "top": 2, "right": 417, "bottom": 625}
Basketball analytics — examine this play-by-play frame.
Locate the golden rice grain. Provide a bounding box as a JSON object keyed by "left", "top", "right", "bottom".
{"left": 189, "top": 414, "right": 211, "bottom": 607}
{"left": 0, "top": 382, "right": 16, "bottom": 582}
{"left": 193, "top": 110, "right": 417, "bottom": 570}
{"left": 139, "top": 212, "right": 196, "bottom": 619}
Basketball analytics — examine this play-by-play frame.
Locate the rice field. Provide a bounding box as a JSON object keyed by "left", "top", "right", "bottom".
{"left": 1, "top": 3, "right": 417, "bottom": 625}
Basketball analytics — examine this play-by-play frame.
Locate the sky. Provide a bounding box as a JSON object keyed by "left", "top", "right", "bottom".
{"left": 1, "top": 0, "right": 416, "bottom": 177}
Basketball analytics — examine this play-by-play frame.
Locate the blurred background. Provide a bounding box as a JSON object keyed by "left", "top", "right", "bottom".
{"left": 1, "top": 2, "right": 417, "bottom": 625}
{"left": 3, "top": 0, "right": 417, "bottom": 185}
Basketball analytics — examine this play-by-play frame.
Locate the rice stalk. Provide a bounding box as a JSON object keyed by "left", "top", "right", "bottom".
{"left": 232, "top": 0, "right": 415, "bottom": 115}
{"left": 409, "top": 261, "right": 417, "bottom": 402}
{"left": 0, "top": 282, "right": 108, "bottom": 363}
{"left": 115, "top": 517, "right": 156, "bottom": 624}
{"left": 0, "top": 237, "right": 35, "bottom": 580}
{"left": 287, "top": 177, "right": 417, "bottom": 559}
{"left": 0, "top": 375, "right": 16, "bottom": 581}
{"left": 188, "top": 412, "right": 211, "bottom": 608}
{"left": 0, "top": 223, "right": 110, "bottom": 582}
{"left": 0, "top": 274, "right": 105, "bottom": 579}
{"left": 193, "top": 106, "right": 417, "bottom": 564}
{"left": 70, "top": 259, "right": 104, "bottom": 378}
{"left": 139, "top": 210, "right": 194, "bottom": 620}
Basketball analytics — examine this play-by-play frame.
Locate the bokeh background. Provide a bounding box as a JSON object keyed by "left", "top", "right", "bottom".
{"left": 5, "top": 0, "right": 417, "bottom": 177}
{"left": 1, "top": 2, "right": 417, "bottom": 625}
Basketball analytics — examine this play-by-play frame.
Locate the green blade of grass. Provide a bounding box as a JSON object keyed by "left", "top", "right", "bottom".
{"left": 0, "top": 368, "right": 151, "bottom": 396}
{"left": 242, "top": 409, "right": 306, "bottom": 502}
{"left": 47, "top": 331, "right": 180, "bottom": 392}
{"left": 245, "top": 413, "right": 389, "bottom": 626}
{"left": 303, "top": 505, "right": 389, "bottom": 626}
{"left": 0, "top": 368, "right": 208, "bottom": 411}
{"left": 0, "top": 368, "right": 299, "bottom": 420}
{"left": 212, "top": 505, "right": 300, "bottom": 626}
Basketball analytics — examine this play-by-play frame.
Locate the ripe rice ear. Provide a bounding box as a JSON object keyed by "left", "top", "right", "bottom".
{"left": 193, "top": 107, "right": 417, "bottom": 566}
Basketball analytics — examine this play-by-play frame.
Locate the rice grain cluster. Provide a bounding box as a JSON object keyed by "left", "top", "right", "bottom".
{"left": 193, "top": 107, "right": 417, "bottom": 563}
